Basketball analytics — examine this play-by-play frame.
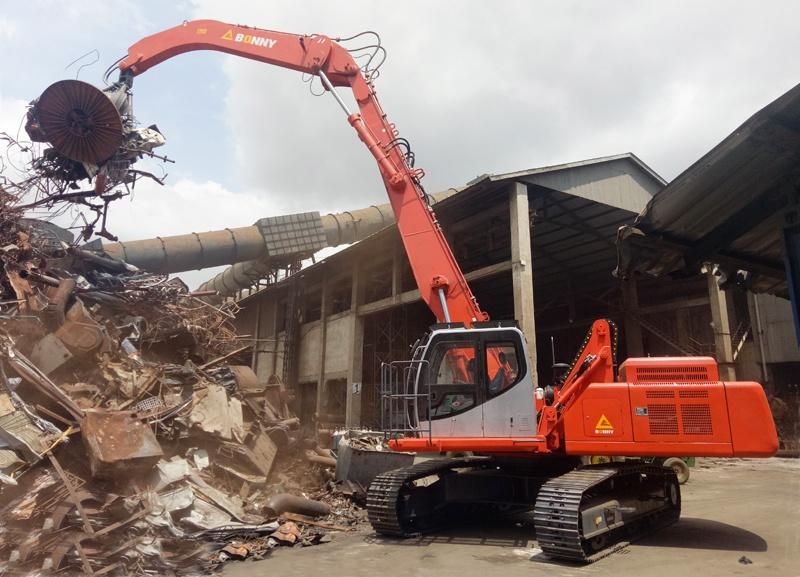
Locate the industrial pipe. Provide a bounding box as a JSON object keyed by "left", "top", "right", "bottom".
{"left": 102, "top": 226, "right": 266, "bottom": 274}
{"left": 198, "top": 189, "right": 458, "bottom": 295}
{"left": 101, "top": 189, "right": 459, "bottom": 295}
{"left": 304, "top": 449, "right": 338, "bottom": 468}
{"left": 196, "top": 255, "right": 277, "bottom": 295}
{"left": 263, "top": 493, "right": 332, "bottom": 518}
{"left": 193, "top": 205, "right": 401, "bottom": 294}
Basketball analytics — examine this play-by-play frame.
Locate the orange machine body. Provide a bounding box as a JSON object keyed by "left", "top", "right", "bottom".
{"left": 392, "top": 351, "right": 778, "bottom": 458}
{"left": 563, "top": 357, "right": 777, "bottom": 457}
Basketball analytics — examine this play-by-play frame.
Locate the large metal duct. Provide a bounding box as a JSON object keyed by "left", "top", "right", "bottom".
{"left": 102, "top": 189, "right": 458, "bottom": 295}
{"left": 102, "top": 225, "right": 268, "bottom": 274}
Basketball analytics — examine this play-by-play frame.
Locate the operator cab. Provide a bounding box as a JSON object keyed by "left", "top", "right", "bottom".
{"left": 381, "top": 322, "right": 537, "bottom": 439}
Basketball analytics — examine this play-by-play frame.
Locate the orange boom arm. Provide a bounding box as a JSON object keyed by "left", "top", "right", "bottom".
{"left": 119, "top": 20, "right": 487, "bottom": 326}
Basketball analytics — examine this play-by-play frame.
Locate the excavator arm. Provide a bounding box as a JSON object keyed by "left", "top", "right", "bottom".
{"left": 119, "top": 19, "right": 488, "bottom": 326}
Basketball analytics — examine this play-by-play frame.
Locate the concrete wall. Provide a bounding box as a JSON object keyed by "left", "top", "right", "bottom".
{"left": 324, "top": 314, "right": 354, "bottom": 376}
{"left": 238, "top": 298, "right": 286, "bottom": 382}
{"left": 755, "top": 294, "right": 800, "bottom": 363}
{"left": 295, "top": 313, "right": 355, "bottom": 382}
{"left": 298, "top": 322, "right": 323, "bottom": 383}
{"left": 735, "top": 341, "right": 766, "bottom": 383}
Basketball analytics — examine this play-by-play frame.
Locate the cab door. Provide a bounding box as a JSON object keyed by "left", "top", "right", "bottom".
{"left": 481, "top": 330, "right": 536, "bottom": 438}
{"left": 421, "top": 334, "right": 485, "bottom": 438}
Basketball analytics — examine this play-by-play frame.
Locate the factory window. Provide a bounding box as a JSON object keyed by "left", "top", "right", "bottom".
{"left": 277, "top": 299, "right": 289, "bottom": 332}
{"left": 304, "top": 290, "right": 322, "bottom": 323}
{"left": 329, "top": 279, "right": 352, "bottom": 314}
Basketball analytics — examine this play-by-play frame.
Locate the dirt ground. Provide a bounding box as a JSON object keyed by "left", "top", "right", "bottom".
{"left": 223, "top": 457, "right": 800, "bottom": 577}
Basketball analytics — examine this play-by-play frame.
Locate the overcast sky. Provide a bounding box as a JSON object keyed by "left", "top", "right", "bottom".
{"left": 1, "top": 1, "right": 800, "bottom": 287}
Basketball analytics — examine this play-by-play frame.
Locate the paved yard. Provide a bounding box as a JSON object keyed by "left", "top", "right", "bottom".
{"left": 224, "top": 458, "right": 800, "bottom": 577}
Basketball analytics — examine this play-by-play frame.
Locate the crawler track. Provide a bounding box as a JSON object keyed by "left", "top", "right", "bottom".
{"left": 533, "top": 464, "right": 681, "bottom": 562}
{"left": 367, "top": 456, "right": 491, "bottom": 536}
{"left": 368, "top": 460, "right": 680, "bottom": 563}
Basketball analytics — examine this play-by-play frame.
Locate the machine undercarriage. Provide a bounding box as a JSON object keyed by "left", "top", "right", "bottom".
{"left": 367, "top": 456, "right": 681, "bottom": 562}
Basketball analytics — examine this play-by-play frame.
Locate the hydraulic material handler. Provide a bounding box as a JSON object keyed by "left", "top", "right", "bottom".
{"left": 30, "top": 19, "right": 779, "bottom": 562}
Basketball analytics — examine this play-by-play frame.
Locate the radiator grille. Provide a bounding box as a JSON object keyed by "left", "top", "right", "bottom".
{"left": 681, "top": 404, "right": 713, "bottom": 435}
{"left": 633, "top": 366, "right": 710, "bottom": 383}
{"left": 679, "top": 390, "right": 709, "bottom": 399}
{"left": 647, "top": 404, "right": 679, "bottom": 435}
{"left": 646, "top": 391, "right": 675, "bottom": 399}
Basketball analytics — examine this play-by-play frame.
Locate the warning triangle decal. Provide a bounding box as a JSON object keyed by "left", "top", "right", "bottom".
{"left": 222, "top": 30, "right": 233, "bottom": 41}
{"left": 595, "top": 414, "right": 614, "bottom": 430}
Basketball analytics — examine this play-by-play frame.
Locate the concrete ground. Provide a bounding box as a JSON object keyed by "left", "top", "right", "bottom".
{"left": 223, "top": 458, "right": 800, "bottom": 577}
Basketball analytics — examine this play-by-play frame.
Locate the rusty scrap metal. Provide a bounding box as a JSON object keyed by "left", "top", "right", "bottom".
{"left": 264, "top": 494, "right": 331, "bottom": 518}
{"left": 0, "top": 84, "right": 364, "bottom": 576}
{"left": 199, "top": 346, "right": 253, "bottom": 371}
{"left": 305, "top": 449, "right": 338, "bottom": 468}
{"left": 6, "top": 347, "right": 85, "bottom": 421}
{"left": 281, "top": 511, "right": 353, "bottom": 531}
{"left": 81, "top": 410, "right": 164, "bottom": 479}
{"left": 47, "top": 451, "right": 94, "bottom": 535}
{"left": 28, "top": 80, "right": 124, "bottom": 165}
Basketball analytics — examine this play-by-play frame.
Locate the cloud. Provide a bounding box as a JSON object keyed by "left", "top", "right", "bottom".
{"left": 0, "top": 17, "right": 17, "bottom": 41}
{"left": 4, "top": 1, "right": 800, "bottom": 288}
{"left": 187, "top": 0, "right": 800, "bottom": 213}
{"left": 0, "top": 96, "right": 31, "bottom": 179}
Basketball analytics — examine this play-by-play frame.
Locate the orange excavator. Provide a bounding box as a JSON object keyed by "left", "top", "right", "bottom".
{"left": 31, "top": 19, "right": 778, "bottom": 562}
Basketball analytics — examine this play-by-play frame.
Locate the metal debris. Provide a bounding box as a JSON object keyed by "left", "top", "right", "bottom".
{"left": 0, "top": 78, "right": 371, "bottom": 575}
{"left": 81, "top": 410, "right": 164, "bottom": 479}
{"left": 264, "top": 494, "right": 331, "bottom": 518}
{"left": 334, "top": 430, "right": 414, "bottom": 494}
{"left": 0, "top": 205, "right": 362, "bottom": 577}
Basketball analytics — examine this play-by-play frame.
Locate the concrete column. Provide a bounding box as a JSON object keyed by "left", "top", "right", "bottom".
{"left": 250, "top": 301, "right": 262, "bottom": 371}
{"left": 675, "top": 308, "right": 691, "bottom": 351}
{"left": 509, "top": 182, "right": 538, "bottom": 385}
{"left": 270, "top": 300, "right": 280, "bottom": 377}
{"left": 391, "top": 240, "right": 402, "bottom": 305}
{"left": 622, "top": 278, "right": 645, "bottom": 357}
{"left": 315, "top": 272, "right": 328, "bottom": 424}
{"left": 346, "top": 260, "right": 363, "bottom": 427}
{"left": 746, "top": 293, "right": 770, "bottom": 383}
{"left": 707, "top": 272, "right": 736, "bottom": 380}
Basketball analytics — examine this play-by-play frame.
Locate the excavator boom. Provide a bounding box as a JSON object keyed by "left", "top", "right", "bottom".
{"left": 118, "top": 19, "right": 487, "bottom": 326}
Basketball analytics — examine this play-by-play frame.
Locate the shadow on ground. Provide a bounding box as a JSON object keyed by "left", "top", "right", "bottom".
{"left": 364, "top": 520, "right": 534, "bottom": 549}
{"left": 640, "top": 517, "right": 767, "bottom": 552}
{"left": 364, "top": 516, "right": 767, "bottom": 555}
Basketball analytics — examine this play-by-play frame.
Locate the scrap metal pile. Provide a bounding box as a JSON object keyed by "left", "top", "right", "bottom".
{"left": 0, "top": 79, "right": 365, "bottom": 576}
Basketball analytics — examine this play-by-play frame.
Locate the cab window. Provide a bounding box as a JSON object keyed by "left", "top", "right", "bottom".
{"left": 427, "top": 342, "right": 477, "bottom": 418}
{"left": 486, "top": 341, "right": 520, "bottom": 396}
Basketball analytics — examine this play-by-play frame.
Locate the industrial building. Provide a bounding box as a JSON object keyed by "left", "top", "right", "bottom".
{"left": 231, "top": 152, "right": 798, "bottom": 438}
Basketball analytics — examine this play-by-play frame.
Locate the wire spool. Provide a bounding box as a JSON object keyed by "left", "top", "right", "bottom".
{"left": 34, "top": 79, "right": 123, "bottom": 164}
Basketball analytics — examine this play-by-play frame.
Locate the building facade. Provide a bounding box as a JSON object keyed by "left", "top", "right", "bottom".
{"left": 232, "top": 154, "right": 791, "bottom": 433}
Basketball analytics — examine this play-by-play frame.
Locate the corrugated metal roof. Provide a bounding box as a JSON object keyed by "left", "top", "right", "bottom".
{"left": 238, "top": 153, "right": 662, "bottom": 306}
{"left": 466, "top": 153, "right": 664, "bottom": 213}
{"left": 617, "top": 82, "right": 800, "bottom": 296}
{"left": 472, "top": 152, "right": 666, "bottom": 188}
